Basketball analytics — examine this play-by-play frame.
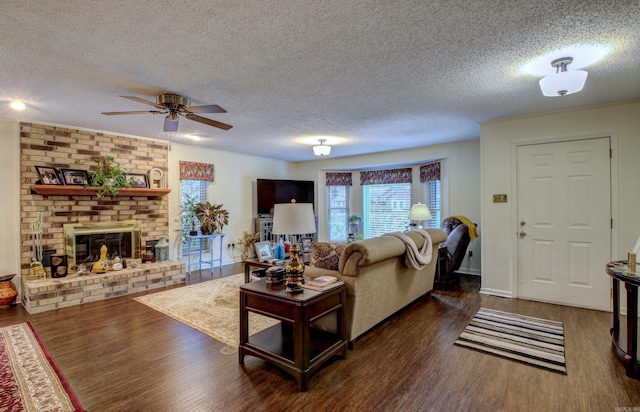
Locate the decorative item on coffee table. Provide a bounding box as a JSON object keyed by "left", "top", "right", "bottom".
{"left": 272, "top": 200, "right": 317, "bottom": 293}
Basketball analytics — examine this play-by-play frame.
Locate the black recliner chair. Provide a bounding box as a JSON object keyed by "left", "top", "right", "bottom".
{"left": 440, "top": 217, "right": 473, "bottom": 280}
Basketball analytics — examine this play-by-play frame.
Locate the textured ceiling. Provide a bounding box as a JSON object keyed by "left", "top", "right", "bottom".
{"left": 1, "top": 1, "right": 639, "bottom": 161}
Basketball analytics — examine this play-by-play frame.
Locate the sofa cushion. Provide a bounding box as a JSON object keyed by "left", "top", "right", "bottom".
{"left": 311, "top": 242, "right": 346, "bottom": 271}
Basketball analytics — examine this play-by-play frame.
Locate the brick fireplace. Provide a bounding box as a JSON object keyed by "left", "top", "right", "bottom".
{"left": 19, "top": 122, "right": 185, "bottom": 312}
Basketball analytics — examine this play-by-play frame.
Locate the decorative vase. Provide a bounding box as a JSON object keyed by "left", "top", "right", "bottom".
{"left": 0, "top": 274, "right": 18, "bottom": 308}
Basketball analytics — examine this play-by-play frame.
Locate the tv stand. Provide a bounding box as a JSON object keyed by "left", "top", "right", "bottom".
{"left": 254, "top": 217, "right": 317, "bottom": 243}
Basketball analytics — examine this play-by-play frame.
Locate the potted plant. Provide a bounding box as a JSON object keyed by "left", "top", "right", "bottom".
{"left": 194, "top": 201, "right": 229, "bottom": 235}
{"left": 239, "top": 230, "right": 261, "bottom": 260}
{"left": 177, "top": 193, "right": 200, "bottom": 240}
{"left": 87, "top": 155, "right": 132, "bottom": 198}
{"left": 348, "top": 215, "right": 362, "bottom": 236}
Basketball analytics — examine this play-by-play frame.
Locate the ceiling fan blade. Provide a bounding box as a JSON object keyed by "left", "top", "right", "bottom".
{"left": 120, "top": 95, "right": 166, "bottom": 110}
{"left": 102, "top": 110, "right": 165, "bottom": 116}
{"left": 163, "top": 117, "right": 179, "bottom": 132}
{"left": 183, "top": 113, "right": 233, "bottom": 130}
{"left": 185, "top": 104, "right": 227, "bottom": 114}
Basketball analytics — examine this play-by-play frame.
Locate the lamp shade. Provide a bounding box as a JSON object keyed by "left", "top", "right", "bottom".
{"left": 272, "top": 201, "right": 317, "bottom": 235}
{"left": 409, "top": 203, "right": 432, "bottom": 221}
{"left": 539, "top": 69, "right": 588, "bottom": 97}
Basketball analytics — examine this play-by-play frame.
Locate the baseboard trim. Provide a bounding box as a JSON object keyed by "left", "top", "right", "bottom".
{"left": 455, "top": 269, "right": 481, "bottom": 276}
{"left": 479, "top": 287, "right": 513, "bottom": 298}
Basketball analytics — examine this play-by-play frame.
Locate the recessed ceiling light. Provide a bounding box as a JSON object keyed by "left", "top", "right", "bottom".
{"left": 10, "top": 101, "right": 26, "bottom": 111}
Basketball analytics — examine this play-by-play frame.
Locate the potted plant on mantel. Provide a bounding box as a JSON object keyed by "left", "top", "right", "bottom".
{"left": 194, "top": 201, "right": 229, "bottom": 235}
{"left": 87, "top": 155, "right": 132, "bottom": 198}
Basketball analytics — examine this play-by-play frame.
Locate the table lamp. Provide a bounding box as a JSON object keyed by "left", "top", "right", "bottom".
{"left": 408, "top": 203, "right": 432, "bottom": 229}
{"left": 272, "top": 200, "right": 317, "bottom": 293}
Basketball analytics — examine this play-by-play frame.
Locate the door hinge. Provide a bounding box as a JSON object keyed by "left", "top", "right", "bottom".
{"left": 611, "top": 218, "right": 613, "bottom": 229}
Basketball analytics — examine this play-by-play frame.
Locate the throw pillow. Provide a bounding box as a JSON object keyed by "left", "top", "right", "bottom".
{"left": 311, "top": 242, "right": 346, "bottom": 271}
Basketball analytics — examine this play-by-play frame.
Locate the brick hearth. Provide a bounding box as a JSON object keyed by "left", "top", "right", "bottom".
{"left": 23, "top": 261, "right": 186, "bottom": 314}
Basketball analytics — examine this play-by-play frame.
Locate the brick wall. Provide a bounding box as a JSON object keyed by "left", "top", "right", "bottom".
{"left": 20, "top": 122, "right": 170, "bottom": 278}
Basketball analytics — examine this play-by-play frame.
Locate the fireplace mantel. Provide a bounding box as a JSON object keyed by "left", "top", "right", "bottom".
{"left": 30, "top": 185, "right": 170, "bottom": 197}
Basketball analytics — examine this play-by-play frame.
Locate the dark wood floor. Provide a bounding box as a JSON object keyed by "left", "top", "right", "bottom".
{"left": 2, "top": 264, "right": 639, "bottom": 411}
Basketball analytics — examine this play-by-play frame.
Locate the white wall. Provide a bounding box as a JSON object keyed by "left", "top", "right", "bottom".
{"left": 295, "top": 139, "right": 482, "bottom": 274}
{"left": 168, "top": 143, "right": 294, "bottom": 265}
{"left": 480, "top": 99, "right": 640, "bottom": 297}
{"left": 0, "top": 120, "right": 21, "bottom": 295}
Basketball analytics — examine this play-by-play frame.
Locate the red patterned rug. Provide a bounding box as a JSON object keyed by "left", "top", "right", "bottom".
{"left": 0, "top": 322, "right": 84, "bottom": 411}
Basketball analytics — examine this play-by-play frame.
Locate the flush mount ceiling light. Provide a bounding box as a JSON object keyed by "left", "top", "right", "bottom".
{"left": 10, "top": 100, "right": 26, "bottom": 111}
{"left": 539, "top": 57, "right": 588, "bottom": 97}
{"left": 312, "top": 139, "right": 331, "bottom": 156}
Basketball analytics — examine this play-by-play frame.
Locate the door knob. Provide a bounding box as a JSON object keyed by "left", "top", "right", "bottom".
{"left": 519, "top": 231, "right": 527, "bottom": 238}
{"left": 520, "top": 221, "right": 526, "bottom": 226}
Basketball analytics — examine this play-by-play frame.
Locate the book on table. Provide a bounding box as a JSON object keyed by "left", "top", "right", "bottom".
{"left": 306, "top": 275, "right": 338, "bottom": 287}
{"left": 302, "top": 280, "right": 343, "bottom": 291}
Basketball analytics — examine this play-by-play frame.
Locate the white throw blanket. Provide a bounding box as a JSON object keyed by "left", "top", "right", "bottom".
{"left": 384, "top": 229, "right": 433, "bottom": 270}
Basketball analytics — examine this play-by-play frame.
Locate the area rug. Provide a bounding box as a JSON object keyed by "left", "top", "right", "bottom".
{"left": 454, "top": 307, "right": 567, "bottom": 374}
{"left": 134, "top": 273, "right": 278, "bottom": 350}
{"left": 0, "top": 322, "right": 84, "bottom": 411}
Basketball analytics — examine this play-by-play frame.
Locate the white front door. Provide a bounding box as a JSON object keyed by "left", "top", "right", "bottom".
{"left": 516, "top": 138, "right": 611, "bottom": 311}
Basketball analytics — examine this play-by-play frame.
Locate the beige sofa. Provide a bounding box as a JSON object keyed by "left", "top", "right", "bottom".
{"left": 304, "top": 229, "right": 447, "bottom": 345}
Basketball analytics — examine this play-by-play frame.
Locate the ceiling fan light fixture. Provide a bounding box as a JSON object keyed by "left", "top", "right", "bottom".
{"left": 313, "top": 139, "right": 331, "bottom": 156}
{"left": 539, "top": 57, "right": 588, "bottom": 97}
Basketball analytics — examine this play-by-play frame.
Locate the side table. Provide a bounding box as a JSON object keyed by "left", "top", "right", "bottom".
{"left": 185, "top": 233, "right": 225, "bottom": 275}
{"left": 243, "top": 254, "right": 311, "bottom": 283}
{"left": 243, "top": 258, "right": 279, "bottom": 283}
{"left": 606, "top": 260, "right": 640, "bottom": 379}
{"left": 239, "top": 279, "right": 347, "bottom": 391}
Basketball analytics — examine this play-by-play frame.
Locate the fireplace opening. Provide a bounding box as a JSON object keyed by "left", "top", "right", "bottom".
{"left": 75, "top": 232, "right": 133, "bottom": 264}
{"left": 64, "top": 221, "right": 141, "bottom": 271}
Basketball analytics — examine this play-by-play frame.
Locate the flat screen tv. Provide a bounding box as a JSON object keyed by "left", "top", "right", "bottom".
{"left": 257, "top": 179, "right": 314, "bottom": 215}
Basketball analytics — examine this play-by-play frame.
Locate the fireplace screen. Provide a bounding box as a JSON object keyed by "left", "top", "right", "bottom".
{"left": 64, "top": 221, "right": 141, "bottom": 270}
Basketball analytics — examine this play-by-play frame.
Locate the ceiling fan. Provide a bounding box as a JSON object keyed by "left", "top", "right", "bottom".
{"left": 101, "top": 94, "right": 232, "bottom": 132}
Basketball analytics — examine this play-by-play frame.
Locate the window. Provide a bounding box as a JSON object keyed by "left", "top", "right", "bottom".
{"left": 424, "top": 180, "right": 441, "bottom": 228}
{"left": 327, "top": 185, "right": 349, "bottom": 242}
{"left": 181, "top": 179, "right": 209, "bottom": 252}
{"left": 363, "top": 183, "right": 411, "bottom": 238}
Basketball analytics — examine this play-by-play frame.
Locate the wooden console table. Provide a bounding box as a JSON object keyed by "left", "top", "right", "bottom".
{"left": 605, "top": 260, "right": 640, "bottom": 379}
{"left": 239, "top": 279, "right": 347, "bottom": 391}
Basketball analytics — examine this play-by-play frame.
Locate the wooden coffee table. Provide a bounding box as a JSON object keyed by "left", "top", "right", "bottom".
{"left": 239, "top": 278, "right": 347, "bottom": 391}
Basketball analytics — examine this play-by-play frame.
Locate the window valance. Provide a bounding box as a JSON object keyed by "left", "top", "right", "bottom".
{"left": 420, "top": 162, "right": 440, "bottom": 183}
{"left": 179, "top": 161, "right": 215, "bottom": 181}
{"left": 360, "top": 167, "right": 412, "bottom": 185}
{"left": 326, "top": 172, "right": 352, "bottom": 186}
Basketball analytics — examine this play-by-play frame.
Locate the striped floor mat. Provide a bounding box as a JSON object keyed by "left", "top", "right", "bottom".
{"left": 454, "top": 308, "right": 566, "bottom": 374}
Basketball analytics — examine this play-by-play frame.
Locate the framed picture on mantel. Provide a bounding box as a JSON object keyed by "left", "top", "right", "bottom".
{"left": 60, "top": 168, "right": 90, "bottom": 186}
{"left": 35, "top": 166, "right": 63, "bottom": 185}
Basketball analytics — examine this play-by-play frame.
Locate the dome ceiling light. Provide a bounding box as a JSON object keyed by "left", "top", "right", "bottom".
{"left": 312, "top": 139, "right": 331, "bottom": 156}
{"left": 539, "top": 57, "right": 588, "bottom": 97}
